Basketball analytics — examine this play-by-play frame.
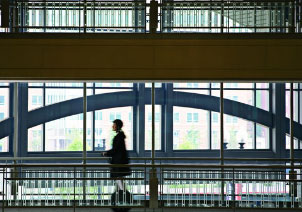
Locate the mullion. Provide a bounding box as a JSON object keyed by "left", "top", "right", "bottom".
{"left": 209, "top": 83, "right": 212, "bottom": 150}
{"left": 269, "top": 83, "right": 273, "bottom": 150}
{"left": 254, "top": 83, "right": 256, "bottom": 149}
{"left": 43, "top": 83, "right": 46, "bottom": 152}
{"left": 92, "top": 83, "right": 96, "bottom": 151}
{"left": 299, "top": 84, "right": 301, "bottom": 149}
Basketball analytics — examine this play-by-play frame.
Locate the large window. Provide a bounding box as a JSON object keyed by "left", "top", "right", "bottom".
{"left": 173, "top": 107, "right": 209, "bottom": 150}
{"left": 173, "top": 83, "right": 270, "bottom": 150}
{"left": 0, "top": 83, "right": 9, "bottom": 152}
{"left": 145, "top": 105, "right": 161, "bottom": 150}
{"left": 27, "top": 83, "right": 134, "bottom": 152}
{"left": 25, "top": 82, "right": 273, "bottom": 154}
{"left": 286, "top": 83, "right": 302, "bottom": 149}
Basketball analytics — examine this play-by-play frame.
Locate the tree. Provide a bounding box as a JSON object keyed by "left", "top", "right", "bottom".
{"left": 179, "top": 126, "right": 200, "bottom": 150}
{"left": 67, "top": 129, "right": 83, "bottom": 151}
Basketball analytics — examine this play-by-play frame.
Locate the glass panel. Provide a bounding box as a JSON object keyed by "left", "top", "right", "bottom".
{"left": 145, "top": 83, "right": 162, "bottom": 88}
{"left": 174, "top": 89, "right": 209, "bottom": 95}
{"left": 211, "top": 83, "right": 220, "bottom": 88}
{"left": 211, "top": 112, "right": 220, "bottom": 150}
{"left": 224, "top": 90, "right": 253, "bottom": 106}
{"left": 145, "top": 105, "right": 161, "bottom": 150}
{"left": 95, "top": 83, "right": 133, "bottom": 88}
{"left": 0, "top": 137, "right": 9, "bottom": 152}
{"left": 173, "top": 106, "right": 209, "bottom": 150}
{"left": 45, "top": 113, "right": 92, "bottom": 151}
{"left": 95, "top": 89, "right": 132, "bottom": 94}
{"left": 45, "top": 83, "right": 83, "bottom": 87}
{"left": 256, "top": 124, "right": 269, "bottom": 149}
{"left": 28, "top": 125, "right": 43, "bottom": 152}
{"left": 285, "top": 90, "right": 298, "bottom": 121}
{"left": 286, "top": 83, "right": 299, "bottom": 89}
{"left": 28, "top": 83, "right": 43, "bottom": 87}
{"left": 28, "top": 88, "right": 43, "bottom": 111}
{"left": 224, "top": 83, "right": 253, "bottom": 89}
{"left": 45, "top": 88, "right": 83, "bottom": 105}
{"left": 0, "top": 83, "right": 9, "bottom": 86}
{"left": 286, "top": 135, "right": 299, "bottom": 149}
{"left": 256, "top": 90, "right": 269, "bottom": 111}
{"left": 0, "top": 88, "right": 9, "bottom": 120}
{"left": 224, "top": 115, "right": 254, "bottom": 149}
{"left": 256, "top": 83, "right": 269, "bottom": 89}
{"left": 95, "top": 107, "right": 133, "bottom": 151}
{"left": 173, "top": 83, "right": 209, "bottom": 88}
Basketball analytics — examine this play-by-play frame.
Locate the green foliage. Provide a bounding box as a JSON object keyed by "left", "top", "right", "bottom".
{"left": 67, "top": 129, "right": 83, "bottom": 151}
{"left": 179, "top": 126, "right": 200, "bottom": 150}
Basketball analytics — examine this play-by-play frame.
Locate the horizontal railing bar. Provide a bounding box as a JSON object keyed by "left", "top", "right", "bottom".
{"left": 13, "top": 27, "right": 145, "bottom": 29}
{"left": 0, "top": 157, "right": 300, "bottom": 161}
{"left": 163, "top": 27, "right": 291, "bottom": 29}
{"left": 0, "top": 163, "right": 301, "bottom": 168}
{"left": 5, "top": 177, "right": 144, "bottom": 180}
{"left": 164, "top": 178, "right": 302, "bottom": 182}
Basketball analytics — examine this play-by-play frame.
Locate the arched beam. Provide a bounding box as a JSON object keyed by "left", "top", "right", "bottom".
{"left": 1, "top": 90, "right": 302, "bottom": 141}
{"left": 0, "top": 118, "right": 13, "bottom": 139}
{"left": 27, "top": 91, "right": 136, "bottom": 128}
{"left": 173, "top": 92, "right": 273, "bottom": 127}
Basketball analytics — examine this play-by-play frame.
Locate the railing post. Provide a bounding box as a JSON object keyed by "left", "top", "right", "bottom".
{"left": 83, "top": 83, "right": 87, "bottom": 204}
{"left": 289, "top": 82, "right": 297, "bottom": 201}
{"left": 149, "top": 82, "right": 158, "bottom": 208}
{"left": 150, "top": 0, "right": 158, "bottom": 33}
{"left": 220, "top": 82, "right": 225, "bottom": 205}
{"left": 149, "top": 168, "right": 158, "bottom": 208}
{"left": 2, "top": 167, "right": 5, "bottom": 212}
{"left": 0, "top": 0, "right": 9, "bottom": 28}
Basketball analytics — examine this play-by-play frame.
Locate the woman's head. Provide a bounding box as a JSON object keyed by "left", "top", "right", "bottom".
{"left": 112, "top": 119, "right": 123, "bottom": 132}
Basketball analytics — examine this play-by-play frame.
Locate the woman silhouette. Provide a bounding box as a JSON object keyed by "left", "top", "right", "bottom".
{"left": 104, "top": 119, "right": 131, "bottom": 179}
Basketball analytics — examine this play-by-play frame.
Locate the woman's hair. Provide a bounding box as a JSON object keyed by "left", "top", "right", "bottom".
{"left": 113, "top": 119, "right": 123, "bottom": 131}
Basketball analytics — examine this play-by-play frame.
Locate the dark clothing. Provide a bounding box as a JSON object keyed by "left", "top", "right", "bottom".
{"left": 106, "top": 131, "right": 131, "bottom": 178}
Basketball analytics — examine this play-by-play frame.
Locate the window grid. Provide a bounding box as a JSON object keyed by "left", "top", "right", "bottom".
{"left": 27, "top": 83, "right": 134, "bottom": 152}
{"left": 286, "top": 83, "right": 302, "bottom": 149}
{"left": 0, "top": 83, "right": 10, "bottom": 153}
{"left": 173, "top": 83, "right": 271, "bottom": 150}
{"left": 25, "top": 82, "right": 272, "bottom": 153}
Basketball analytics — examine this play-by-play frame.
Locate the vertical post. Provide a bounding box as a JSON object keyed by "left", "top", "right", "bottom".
{"left": 83, "top": 82, "right": 87, "bottom": 204}
{"left": 289, "top": 82, "right": 297, "bottom": 199}
{"left": 84, "top": 0, "right": 87, "bottom": 33}
{"left": 149, "top": 82, "right": 158, "bottom": 208}
{"left": 290, "top": 82, "right": 294, "bottom": 168}
{"left": 152, "top": 82, "right": 155, "bottom": 166}
{"left": 1, "top": 0, "right": 9, "bottom": 28}
{"left": 150, "top": 0, "right": 158, "bottom": 33}
{"left": 13, "top": 83, "right": 19, "bottom": 202}
{"left": 220, "top": 82, "right": 225, "bottom": 205}
{"left": 83, "top": 82, "right": 87, "bottom": 164}
{"left": 13, "top": 83, "right": 18, "bottom": 160}
{"left": 220, "top": 0, "right": 224, "bottom": 33}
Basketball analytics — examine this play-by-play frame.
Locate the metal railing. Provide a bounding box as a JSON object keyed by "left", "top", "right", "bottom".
{"left": 0, "top": 157, "right": 301, "bottom": 210}
{"left": 0, "top": 0, "right": 301, "bottom": 33}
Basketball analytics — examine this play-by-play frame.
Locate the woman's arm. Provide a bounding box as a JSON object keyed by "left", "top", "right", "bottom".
{"left": 104, "top": 134, "right": 121, "bottom": 156}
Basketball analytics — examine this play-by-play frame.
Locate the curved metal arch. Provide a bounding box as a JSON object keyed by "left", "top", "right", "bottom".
{"left": 1, "top": 90, "right": 302, "bottom": 141}
{"left": 27, "top": 91, "right": 136, "bottom": 128}
{"left": 0, "top": 118, "right": 13, "bottom": 139}
{"left": 173, "top": 92, "right": 273, "bottom": 127}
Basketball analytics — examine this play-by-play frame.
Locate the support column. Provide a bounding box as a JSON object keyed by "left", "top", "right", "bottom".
{"left": 165, "top": 83, "right": 173, "bottom": 156}
{"left": 149, "top": 82, "right": 158, "bottom": 208}
{"left": 83, "top": 82, "right": 87, "bottom": 203}
{"left": 272, "top": 83, "right": 286, "bottom": 158}
{"left": 150, "top": 0, "right": 158, "bottom": 33}
{"left": 137, "top": 83, "right": 145, "bottom": 157}
{"left": 220, "top": 82, "right": 225, "bottom": 205}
